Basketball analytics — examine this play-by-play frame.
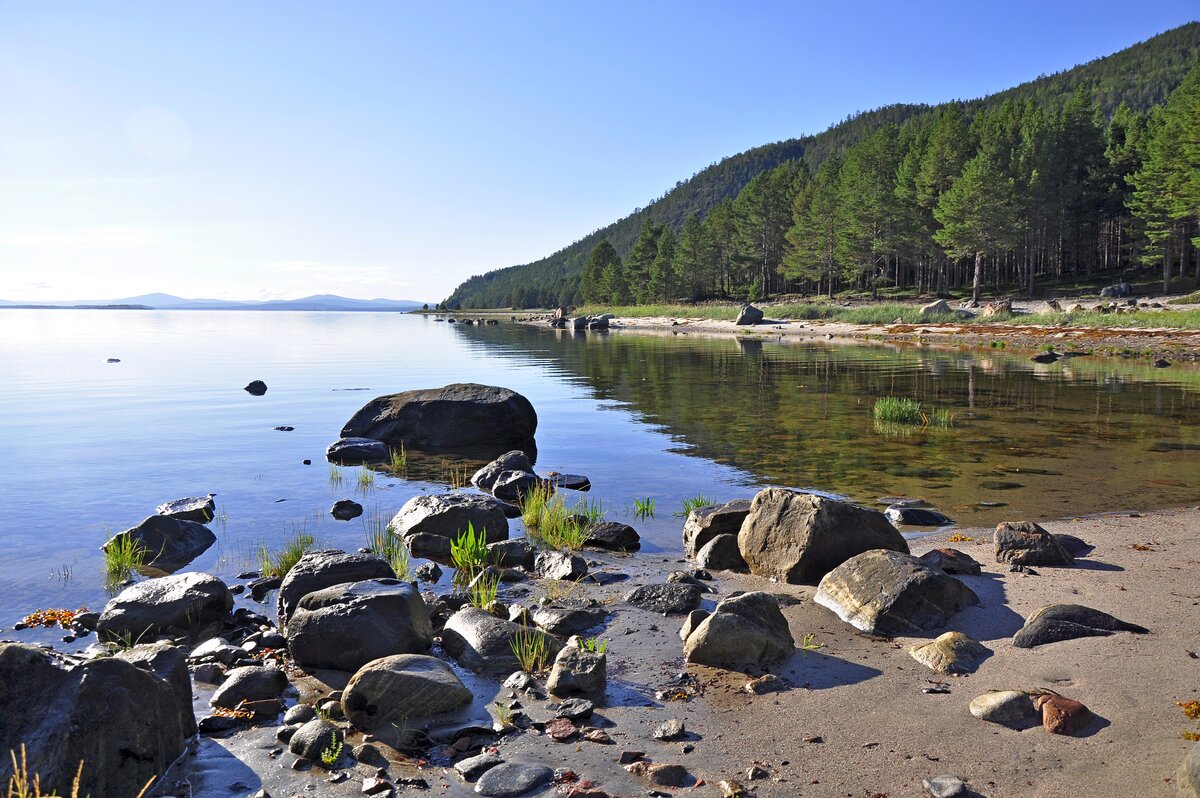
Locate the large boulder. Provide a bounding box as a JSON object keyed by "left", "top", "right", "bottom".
{"left": 277, "top": 550, "right": 395, "bottom": 626}
{"left": 440, "top": 607, "right": 561, "bottom": 672}
{"left": 584, "top": 521, "right": 641, "bottom": 552}
{"left": 387, "top": 493, "right": 509, "bottom": 543}
{"left": 813, "top": 549, "right": 979, "bottom": 636}
{"left": 286, "top": 579, "right": 432, "bottom": 672}
{"left": 1179, "top": 740, "right": 1200, "bottom": 798}
{"left": 1011, "top": 604, "right": 1148, "bottom": 648}
{"left": 102, "top": 515, "right": 216, "bottom": 575}
{"left": 735, "top": 304, "right": 764, "bottom": 326}
{"left": 920, "top": 299, "right": 951, "bottom": 317}
{"left": 155, "top": 494, "right": 216, "bottom": 523}
{"left": 737, "top": 489, "right": 908, "bottom": 584}
{"left": 98, "top": 572, "right": 232, "bottom": 643}
{"left": 994, "top": 521, "right": 1074, "bottom": 567}
{"left": 340, "top": 383, "right": 537, "bottom": 452}
{"left": 683, "top": 500, "right": 750, "bottom": 558}
{"left": 1100, "top": 282, "right": 1132, "bottom": 298}
{"left": 0, "top": 643, "right": 190, "bottom": 798}
{"left": 682, "top": 592, "right": 794, "bottom": 670}
{"left": 472, "top": 450, "right": 535, "bottom": 492}
{"left": 115, "top": 642, "right": 196, "bottom": 736}
{"left": 342, "top": 654, "right": 472, "bottom": 732}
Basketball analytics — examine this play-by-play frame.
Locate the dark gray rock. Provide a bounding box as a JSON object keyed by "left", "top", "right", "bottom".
{"left": 472, "top": 450, "right": 535, "bottom": 492}
{"left": 287, "top": 579, "right": 432, "bottom": 672}
{"left": 682, "top": 499, "right": 751, "bottom": 558}
{"left": 554, "top": 697, "right": 595, "bottom": 720}
{"left": 738, "top": 489, "right": 908, "bottom": 584}
{"left": 98, "top": 572, "right": 232, "bottom": 643}
{"left": 331, "top": 499, "right": 363, "bottom": 521}
{"left": 155, "top": 495, "right": 216, "bottom": 523}
{"left": 406, "top": 533, "right": 454, "bottom": 563}
{"left": 277, "top": 550, "right": 394, "bottom": 625}
{"left": 288, "top": 718, "right": 342, "bottom": 765}
{"left": 244, "top": 380, "right": 267, "bottom": 395}
{"left": 885, "top": 506, "right": 953, "bottom": 526}
{"left": 1011, "top": 603, "right": 1149, "bottom": 648}
{"left": 340, "top": 383, "right": 538, "bottom": 452}
{"left": 342, "top": 654, "right": 472, "bottom": 732}
{"left": 1099, "top": 282, "right": 1132, "bottom": 298}
{"left": 488, "top": 539, "right": 537, "bottom": 569}
{"left": 103, "top": 515, "right": 216, "bottom": 574}
{"left": 584, "top": 521, "right": 640, "bottom": 551}
{"left": 473, "top": 762, "right": 553, "bottom": 798}
{"left": 415, "top": 562, "right": 443, "bottom": 583}
{"left": 694, "top": 534, "right": 747, "bottom": 571}
{"left": 0, "top": 643, "right": 190, "bottom": 798}
{"left": 441, "top": 607, "right": 561, "bottom": 672}
{"left": 324, "top": 436, "right": 390, "bottom": 465}
{"left": 994, "top": 521, "right": 1074, "bottom": 567}
{"left": 210, "top": 665, "right": 289, "bottom": 709}
{"left": 116, "top": 641, "right": 195, "bottom": 736}
{"left": 455, "top": 752, "right": 504, "bottom": 782}
{"left": 531, "top": 606, "right": 606, "bottom": 637}
{"left": 388, "top": 493, "right": 509, "bottom": 542}
{"left": 735, "top": 304, "right": 764, "bottom": 325}
{"left": 546, "top": 642, "right": 606, "bottom": 701}
{"left": 533, "top": 550, "right": 587, "bottom": 581}
{"left": 544, "top": 472, "right": 591, "bottom": 491}
{"left": 624, "top": 583, "right": 701, "bottom": 615}
{"left": 813, "top": 550, "right": 979, "bottom": 636}
{"left": 492, "top": 470, "right": 543, "bottom": 503}
{"left": 683, "top": 592, "right": 793, "bottom": 669}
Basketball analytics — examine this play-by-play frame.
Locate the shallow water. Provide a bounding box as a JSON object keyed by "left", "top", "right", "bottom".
{"left": 2, "top": 310, "right": 1198, "bottom": 639}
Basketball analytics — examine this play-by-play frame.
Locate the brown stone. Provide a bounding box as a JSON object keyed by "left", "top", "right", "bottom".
{"left": 546, "top": 717, "right": 578, "bottom": 742}
{"left": 1034, "top": 694, "right": 1093, "bottom": 735}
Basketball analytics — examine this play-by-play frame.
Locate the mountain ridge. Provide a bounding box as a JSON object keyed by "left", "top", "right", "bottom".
{"left": 0, "top": 293, "right": 428, "bottom": 311}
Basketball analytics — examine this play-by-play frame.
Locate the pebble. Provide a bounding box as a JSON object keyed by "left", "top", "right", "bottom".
{"left": 922, "top": 774, "right": 968, "bottom": 797}
{"left": 454, "top": 752, "right": 503, "bottom": 781}
{"left": 653, "top": 718, "right": 686, "bottom": 740}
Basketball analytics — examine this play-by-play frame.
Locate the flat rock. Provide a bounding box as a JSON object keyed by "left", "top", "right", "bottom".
{"left": 98, "top": 572, "right": 232, "bottom": 643}
{"left": 682, "top": 500, "right": 750, "bottom": 558}
{"left": 738, "top": 488, "right": 907, "bottom": 584}
{"left": 1012, "top": 603, "right": 1148, "bottom": 648}
{"left": 532, "top": 606, "right": 606, "bottom": 637}
{"left": 455, "top": 752, "right": 504, "bottom": 782}
{"left": 325, "top": 436, "right": 390, "bottom": 465}
{"left": 968, "top": 690, "right": 1038, "bottom": 730}
{"left": 278, "top": 550, "right": 394, "bottom": 625}
{"left": 994, "top": 521, "right": 1074, "bottom": 567}
{"left": 909, "top": 631, "right": 990, "bottom": 674}
{"left": 813, "top": 550, "right": 978, "bottom": 636}
{"left": 343, "top": 654, "right": 472, "bottom": 731}
{"left": 683, "top": 591, "right": 794, "bottom": 669}
{"left": 103, "top": 515, "right": 216, "bottom": 574}
{"left": 473, "top": 762, "right": 553, "bottom": 797}
{"left": 155, "top": 495, "right": 216, "bottom": 523}
{"left": 624, "top": 583, "right": 701, "bottom": 615}
{"left": 389, "top": 493, "right": 510, "bottom": 542}
{"left": 584, "top": 521, "right": 641, "bottom": 552}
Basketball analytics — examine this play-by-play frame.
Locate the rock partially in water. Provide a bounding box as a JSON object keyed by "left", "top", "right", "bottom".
{"left": 155, "top": 494, "right": 216, "bottom": 523}
{"left": 277, "top": 550, "right": 394, "bottom": 625}
{"left": 994, "top": 521, "right": 1074, "bottom": 567}
{"left": 441, "top": 607, "right": 561, "bottom": 672}
{"left": 325, "top": 436, "right": 389, "bottom": 465}
{"left": 473, "top": 762, "right": 553, "bottom": 798}
{"left": 885, "top": 506, "right": 953, "bottom": 526}
{"left": 103, "top": 515, "right": 216, "bottom": 574}
{"left": 116, "top": 641, "right": 195, "bottom": 736}
{"left": 584, "top": 521, "right": 641, "bottom": 552}
{"left": 98, "top": 572, "right": 232, "bottom": 643}
{"left": 624, "top": 583, "right": 701, "bottom": 615}
{"left": 472, "top": 450, "right": 534, "bottom": 492}
{"left": 532, "top": 606, "right": 606, "bottom": 637}
{"left": 287, "top": 579, "right": 432, "bottom": 672}
{"left": 813, "top": 550, "right": 978, "bottom": 636}
{"left": 968, "top": 690, "right": 1039, "bottom": 730}
{"left": 0, "top": 642, "right": 191, "bottom": 798}
{"left": 455, "top": 752, "right": 504, "bottom": 782}
{"left": 244, "top": 380, "right": 267, "bottom": 395}
{"left": 488, "top": 538, "right": 537, "bottom": 569}
{"left": 682, "top": 499, "right": 750, "bottom": 558}
{"left": 908, "top": 631, "right": 990, "bottom": 674}
{"left": 492, "top": 470, "right": 543, "bottom": 503}
{"left": 738, "top": 488, "right": 908, "bottom": 584}
{"left": 1011, "top": 603, "right": 1148, "bottom": 648}
{"left": 695, "top": 533, "right": 747, "bottom": 572}
{"left": 342, "top": 654, "right": 472, "bottom": 733}
{"left": 340, "top": 383, "right": 537, "bottom": 452}
{"left": 683, "top": 592, "right": 793, "bottom": 670}
{"left": 330, "top": 499, "right": 363, "bottom": 521}
{"left": 388, "top": 493, "right": 509, "bottom": 542}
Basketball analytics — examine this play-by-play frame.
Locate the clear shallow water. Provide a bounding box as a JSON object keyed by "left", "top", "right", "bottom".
{"left": 2, "top": 310, "right": 1198, "bottom": 639}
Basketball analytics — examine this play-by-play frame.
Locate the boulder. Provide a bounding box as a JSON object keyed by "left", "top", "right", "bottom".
{"left": 1035, "top": 299, "right": 1062, "bottom": 314}
{"left": 491, "top": 470, "right": 542, "bottom": 502}
{"left": 441, "top": 607, "right": 561, "bottom": 672}
{"left": 920, "top": 299, "right": 951, "bottom": 317}
{"left": 324, "top": 436, "right": 390, "bottom": 464}
{"left": 487, "top": 539, "right": 537, "bottom": 569}
{"left": 330, "top": 499, "right": 363, "bottom": 521}
{"left": 735, "top": 304, "right": 764, "bottom": 326}
{"left": 572, "top": 316, "right": 588, "bottom": 331}
{"left": 98, "top": 572, "right": 232, "bottom": 643}
{"left": 471, "top": 451, "right": 534, "bottom": 492}
{"left": 1011, "top": 604, "right": 1148, "bottom": 648}
{"left": 738, "top": 489, "right": 908, "bottom": 584}
{"left": 968, "top": 690, "right": 1039, "bottom": 730}
{"left": 682, "top": 499, "right": 750, "bottom": 558}
{"left": 908, "top": 631, "right": 990, "bottom": 674}
{"left": 474, "top": 763, "right": 553, "bottom": 798}
{"left": 979, "top": 299, "right": 1012, "bottom": 317}
{"left": 277, "top": 550, "right": 394, "bottom": 625}
{"left": 342, "top": 654, "right": 472, "bottom": 731}
{"left": 546, "top": 642, "right": 607, "bottom": 701}
{"left": 813, "top": 550, "right": 979, "bottom": 636}
{"left": 1178, "top": 740, "right": 1200, "bottom": 798}
{"left": 115, "top": 641, "right": 196, "bottom": 736}
{"left": 340, "top": 383, "right": 537, "bottom": 452}
{"left": 0, "top": 643, "right": 190, "bottom": 798}
{"left": 406, "top": 533, "right": 454, "bottom": 563}
{"left": 533, "top": 550, "right": 587, "bottom": 581}
{"left": 1099, "top": 282, "right": 1132, "bottom": 298}
{"left": 694, "top": 534, "right": 747, "bottom": 571}
{"left": 994, "top": 521, "right": 1074, "bottom": 567}
{"left": 210, "top": 665, "right": 288, "bottom": 709}
{"left": 388, "top": 493, "right": 509, "bottom": 543}
{"left": 885, "top": 506, "right": 953, "bottom": 526}
{"left": 679, "top": 609, "right": 710, "bottom": 642}
{"left": 286, "top": 579, "right": 433, "bottom": 672}
{"left": 244, "top": 380, "right": 267, "bottom": 395}
{"left": 584, "top": 521, "right": 641, "bottom": 551}
{"left": 918, "top": 548, "right": 982, "bottom": 576}
{"left": 624, "top": 583, "right": 702, "bottom": 615}
{"left": 155, "top": 494, "right": 216, "bottom": 523}
{"left": 102, "top": 515, "right": 216, "bottom": 574}
{"left": 288, "top": 718, "right": 342, "bottom": 764}
{"left": 683, "top": 592, "right": 794, "bottom": 670}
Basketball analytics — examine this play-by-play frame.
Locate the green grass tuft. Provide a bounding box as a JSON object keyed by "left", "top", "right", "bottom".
{"left": 103, "top": 534, "right": 147, "bottom": 587}
{"left": 451, "top": 522, "right": 489, "bottom": 582}
{"left": 257, "top": 529, "right": 315, "bottom": 579}
{"left": 873, "top": 396, "right": 923, "bottom": 424}
{"left": 364, "top": 508, "right": 411, "bottom": 581}
{"left": 522, "top": 483, "right": 590, "bottom": 551}
{"left": 509, "top": 625, "right": 551, "bottom": 673}
{"left": 675, "top": 494, "right": 717, "bottom": 517}
{"left": 633, "top": 497, "right": 655, "bottom": 520}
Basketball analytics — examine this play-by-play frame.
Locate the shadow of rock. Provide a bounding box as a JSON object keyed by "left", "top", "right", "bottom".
{"left": 1072, "top": 559, "right": 1124, "bottom": 572}
{"left": 778, "top": 649, "right": 882, "bottom": 690}
{"left": 934, "top": 571, "right": 1027, "bottom": 642}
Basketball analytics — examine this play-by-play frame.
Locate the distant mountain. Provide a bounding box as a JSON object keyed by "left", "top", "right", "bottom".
{"left": 0, "top": 293, "right": 428, "bottom": 311}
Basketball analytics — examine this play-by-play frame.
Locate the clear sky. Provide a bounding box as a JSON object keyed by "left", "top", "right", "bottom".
{"left": 1, "top": 2, "right": 1196, "bottom": 303}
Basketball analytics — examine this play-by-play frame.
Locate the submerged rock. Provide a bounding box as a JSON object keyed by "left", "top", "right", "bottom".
{"left": 994, "top": 521, "right": 1074, "bottom": 567}
{"left": 330, "top": 499, "right": 363, "bottom": 521}
{"left": 98, "top": 572, "right": 232, "bottom": 642}
{"left": 909, "top": 631, "right": 990, "bottom": 674}
{"left": 342, "top": 654, "right": 471, "bottom": 732}
{"left": 683, "top": 591, "right": 793, "bottom": 670}
{"left": 244, "top": 380, "right": 267, "bottom": 395}
{"left": 1011, "top": 603, "right": 1148, "bottom": 648}
{"left": 103, "top": 515, "right": 216, "bottom": 574}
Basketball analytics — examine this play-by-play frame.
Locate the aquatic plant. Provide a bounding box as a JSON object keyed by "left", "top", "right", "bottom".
{"left": 633, "top": 497, "right": 655, "bottom": 520}
{"left": 468, "top": 573, "right": 500, "bottom": 610}
{"left": 450, "top": 522, "right": 489, "bottom": 580}
{"left": 440, "top": 459, "right": 471, "bottom": 489}
{"left": 364, "top": 510, "right": 411, "bottom": 581}
{"left": 354, "top": 467, "right": 376, "bottom": 493}
{"left": 675, "top": 494, "right": 716, "bottom": 517}
{"left": 578, "top": 636, "right": 608, "bottom": 656}
{"left": 257, "top": 530, "right": 315, "bottom": 579}
{"left": 387, "top": 445, "right": 408, "bottom": 473}
{"left": 328, "top": 465, "right": 345, "bottom": 489}
{"left": 576, "top": 497, "right": 606, "bottom": 526}
{"left": 103, "top": 535, "right": 147, "bottom": 587}
{"left": 509, "top": 625, "right": 551, "bottom": 673}
{"left": 873, "top": 396, "right": 923, "bottom": 425}
{"left": 19, "top": 607, "right": 87, "bottom": 630}
{"left": 522, "top": 484, "right": 589, "bottom": 551}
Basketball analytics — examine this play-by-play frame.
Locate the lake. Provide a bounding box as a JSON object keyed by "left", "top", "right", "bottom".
{"left": 2, "top": 310, "right": 1198, "bottom": 644}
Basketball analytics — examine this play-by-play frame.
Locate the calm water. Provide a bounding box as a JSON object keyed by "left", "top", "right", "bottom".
{"left": 2, "top": 310, "right": 1198, "bottom": 640}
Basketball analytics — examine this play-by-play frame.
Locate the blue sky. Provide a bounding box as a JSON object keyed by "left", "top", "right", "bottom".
{"left": 1, "top": 2, "right": 1196, "bottom": 303}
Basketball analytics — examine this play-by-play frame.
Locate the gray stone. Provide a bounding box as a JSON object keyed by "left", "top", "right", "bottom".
{"left": 678, "top": 609, "right": 710, "bottom": 642}
{"left": 287, "top": 579, "right": 432, "bottom": 672}
{"left": 188, "top": 637, "right": 244, "bottom": 666}
{"left": 342, "top": 654, "right": 472, "bottom": 731}
{"left": 155, "top": 494, "right": 216, "bottom": 523}
{"left": 455, "top": 752, "right": 504, "bottom": 782}
{"left": 389, "top": 493, "right": 509, "bottom": 543}
{"left": 533, "top": 550, "right": 587, "bottom": 581}
{"left": 325, "top": 436, "right": 390, "bottom": 464}
{"left": 115, "top": 641, "right": 195, "bottom": 736}
{"left": 555, "top": 697, "right": 594, "bottom": 720}
{"left": 624, "top": 583, "right": 701, "bottom": 615}
{"left": 98, "top": 572, "right": 232, "bottom": 643}
{"left": 682, "top": 500, "right": 750, "bottom": 558}
{"left": 1011, "top": 603, "right": 1149, "bottom": 648}
{"left": 584, "top": 521, "right": 641, "bottom": 552}
{"left": 738, "top": 489, "right": 908, "bottom": 584}
{"left": 683, "top": 592, "right": 794, "bottom": 669}
{"left": 918, "top": 548, "right": 982, "bottom": 576}
{"left": 331, "top": 499, "right": 363, "bottom": 521}
{"left": 694, "top": 534, "right": 747, "bottom": 571}
{"left": 284, "top": 704, "right": 316, "bottom": 725}
{"left": 210, "top": 665, "right": 289, "bottom": 709}
{"left": 908, "top": 632, "right": 990, "bottom": 674}
{"left": 994, "top": 521, "right": 1074, "bottom": 567}
{"left": 472, "top": 451, "right": 534, "bottom": 492}
{"left": 488, "top": 539, "right": 537, "bottom": 569}
{"left": 885, "top": 506, "right": 953, "bottom": 526}
{"left": 735, "top": 304, "right": 764, "bottom": 325}
{"left": 473, "top": 762, "right": 553, "bottom": 797}
{"left": 923, "top": 774, "right": 968, "bottom": 797}
{"left": 103, "top": 515, "right": 216, "bottom": 574}
{"left": 532, "top": 606, "right": 606, "bottom": 637}
{"left": 654, "top": 718, "right": 685, "bottom": 740}
{"left": 415, "top": 562, "right": 443, "bottom": 583}
{"left": 340, "top": 383, "right": 538, "bottom": 451}
{"left": 288, "top": 718, "right": 342, "bottom": 765}
{"left": 441, "top": 607, "right": 561, "bottom": 672}
{"left": 406, "top": 533, "right": 454, "bottom": 563}
{"left": 920, "top": 298, "right": 951, "bottom": 316}
{"left": 546, "top": 643, "right": 606, "bottom": 701}
{"left": 492, "top": 470, "right": 543, "bottom": 503}
{"left": 813, "top": 549, "right": 979, "bottom": 636}
{"left": 277, "top": 550, "right": 395, "bottom": 625}
{"left": 968, "top": 690, "right": 1039, "bottom": 730}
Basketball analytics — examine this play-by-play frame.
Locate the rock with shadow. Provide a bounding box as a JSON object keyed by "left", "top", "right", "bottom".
{"left": 103, "top": 515, "right": 216, "bottom": 575}
{"left": 994, "top": 521, "right": 1074, "bottom": 567}
{"left": 1011, "top": 604, "right": 1148, "bottom": 648}
{"left": 682, "top": 591, "right": 793, "bottom": 670}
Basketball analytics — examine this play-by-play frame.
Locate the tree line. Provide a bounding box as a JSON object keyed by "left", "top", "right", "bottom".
{"left": 576, "top": 67, "right": 1199, "bottom": 307}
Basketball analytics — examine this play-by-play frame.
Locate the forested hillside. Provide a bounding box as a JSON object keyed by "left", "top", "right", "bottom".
{"left": 444, "top": 22, "right": 1200, "bottom": 309}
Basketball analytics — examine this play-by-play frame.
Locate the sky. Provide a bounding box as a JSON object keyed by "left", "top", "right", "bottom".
{"left": 1, "top": 2, "right": 1197, "bottom": 303}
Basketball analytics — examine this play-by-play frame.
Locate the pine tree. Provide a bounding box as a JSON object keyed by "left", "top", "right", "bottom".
{"left": 782, "top": 154, "right": 844, "bottom": 297}
{"left": 581, "top": 240, "right": 621, "bottom": 304}
{"left": 648, "top": 227, "right": 677, "bottom": 302}
{"left": 673, "top": 214, "right": 713, "bottom": 300}
{"left": 624, "top": 219, "right": 666, "bottom": 303}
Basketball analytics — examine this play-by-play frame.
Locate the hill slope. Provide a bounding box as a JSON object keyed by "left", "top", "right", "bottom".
{"left": 444, "top": 22, "right": 1200, "bottom": 309}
